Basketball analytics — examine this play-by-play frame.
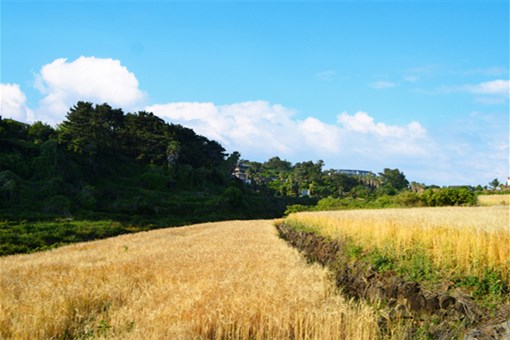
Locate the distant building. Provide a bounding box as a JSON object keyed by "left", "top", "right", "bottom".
{"left": 507, "top": 177, "right": 510, "bottom": 186}
{"left": 300, "top": 189, "right": 311, "bottom": 197}
{"left": 332, "top": 169, "right": 374, "bottom": 176}
{"left": 232, "top": 162, "right": 251, "bottom": 184}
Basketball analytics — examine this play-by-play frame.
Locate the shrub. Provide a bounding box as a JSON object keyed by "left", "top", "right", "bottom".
{"left": 421, "top": 187, "right": 475, "bottom": 207}
{"left": 284, "top": 204, "right": 310, "bottom": 215}
{"left": 393, "top": 191, "right": 422, "bottom": 207}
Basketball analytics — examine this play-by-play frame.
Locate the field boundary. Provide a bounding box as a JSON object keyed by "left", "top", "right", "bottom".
{"left": 277, "top": 222, "right": 510, "bottom": 339}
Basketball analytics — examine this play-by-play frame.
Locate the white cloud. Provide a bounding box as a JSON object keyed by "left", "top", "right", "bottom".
{"left": 147, "top": 101, "right": 431, "bottom": 168}
{"left": 369, "top": 80, "right": 397, "bottom": 89}
{"left": 337, "top": 111, "right": 426, "bottom": 139}
{"left": 147, "top": 101, "right": 301, "bottom": 158}
{"left": 0, "top": 83, "right": 33, "bottom": 121}
{"left": 298, "top": 117, "right": 341, "bottom": 154}
{"left": 465, "top": 79, "right": 509, "bottom": 96}
{"left": 34, "top": 56, "right": 146, "bottom": 124}
{"left": 437, "top": 79, "right": 509, "bottom": 103}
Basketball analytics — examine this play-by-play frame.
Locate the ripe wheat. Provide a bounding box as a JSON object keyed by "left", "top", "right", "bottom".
{"left": 286, "top": 206, "right": 510, "bottom": 282}
{"left": 477, "top": 194, "right": 510, "bottom": 206}
{"left": 1, "top": 220, "right": 383, "bottom": 339}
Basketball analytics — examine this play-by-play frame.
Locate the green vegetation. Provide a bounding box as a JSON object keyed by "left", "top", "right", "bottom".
{"left": 0, "top": 102, "right": 311, "bottom": 255}
{"left": 0, "top": 220, "right": 134, "bottom": 255}
{"left": 1, "top": 101, "right": 504, "bottom": 256}
{"left": 284, "top": 187, "right": 476, "bottom": 215}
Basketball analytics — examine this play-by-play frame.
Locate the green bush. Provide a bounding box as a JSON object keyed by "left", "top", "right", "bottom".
{"left": 284, "top": 204, "right": 311, "bottom": 215}
{"left": 422, "top": 187, "right": 475, "bottom": 206}
{"left": 393, "top": 191, "right": 422, "bottom": 207}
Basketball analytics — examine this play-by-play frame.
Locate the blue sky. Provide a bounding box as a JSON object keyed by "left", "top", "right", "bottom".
{"left": 1, "top": 0, "right": 509, "bottom": 186}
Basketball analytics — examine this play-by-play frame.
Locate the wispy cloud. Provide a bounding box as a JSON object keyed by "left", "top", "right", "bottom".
{"left": 464, "top": 67, "right": 508, "bottom": 77}
{"left": 464, "top": 79, "right": 509, "bottom": 96}
{"left": 402, "top": 75, "right": 419, "bottom": 82}
{"left": 431, "top": 79, "right": 509, "bottom": 104}
{"left": 369, "top": 80, "right": 397, "bottom": 89}
{"left": 315, "top": 70, "right": 336, "bottom": 81}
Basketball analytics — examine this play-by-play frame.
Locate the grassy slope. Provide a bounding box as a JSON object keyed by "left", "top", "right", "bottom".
{"left": 0, "top": 220, "right": 388, "bottom": 339}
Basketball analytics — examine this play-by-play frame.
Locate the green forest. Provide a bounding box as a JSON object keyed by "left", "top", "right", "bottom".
{"left": 0, "top": 101, "right": 486, "bottom": 255}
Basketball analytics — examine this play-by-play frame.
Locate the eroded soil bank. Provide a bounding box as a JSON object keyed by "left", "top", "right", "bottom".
{"left": 277, "top": 223, "right": 510, "bottom": 339}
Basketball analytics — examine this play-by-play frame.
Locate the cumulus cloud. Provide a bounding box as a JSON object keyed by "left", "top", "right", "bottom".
{"left": 337, "top": 111, "right": 426, "bottom": 139}
{"left": 148, "top": 101, "right": 301, "bottom": 158}
{"left": 298, "top": 117, "right": 341, "bottom": 154}
{"left": 335, "top": 111, "right": 430, "bottom": 162}
{"left": 147, "top": 101, "right": 431, "bottom": 166}
{"left": 369, "top": 80, "right": 397, "bottom": 89}
{"left": 0, "top": 83, "right": 33, "bottom": 121}
{"left": 34, "top": 56, "right": 146, "bottom": 123}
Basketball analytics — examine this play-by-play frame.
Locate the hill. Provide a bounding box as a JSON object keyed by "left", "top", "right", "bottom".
{"left": 0, "top": 101, "right": 492, "bottom": 255}
{"left": 0, "top": 102, "right": 310, "bottom": 254}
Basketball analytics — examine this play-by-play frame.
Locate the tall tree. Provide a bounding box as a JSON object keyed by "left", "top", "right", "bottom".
{"left": 378, "top": 168, "right": 409, "bottom": 191}
{"left": 489, "top": 178, "right": 500, "bottom": 190}
{"left": 122, "top": 111, "right": 169, "bottom": 164}
{"left": 58, "top": 102, "right": 124, "bottom": 155}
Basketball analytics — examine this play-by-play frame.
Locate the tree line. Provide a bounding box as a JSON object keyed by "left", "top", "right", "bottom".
{"left": 0, "top": 101, "right": 491, "bottom": 255}
{"left": 240, "top": 157, "right": 409, "bottom": 198}
{"left": 0, "top": 101, "right": 481, "bottom": 221}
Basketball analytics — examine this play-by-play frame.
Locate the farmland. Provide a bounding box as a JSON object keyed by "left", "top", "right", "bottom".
{"left": 281, "top": 206, "right": 510, "bottom": 337}
{"left": 285, "top": 206, "right": 509, "bottom": 285}
{"left": 2, "top": 207, "right": 508, "bottom": 339}
{"left": 477, "top": 194, "right": 510, "bottom": 206}
{"left": 0, "top": 220, "right": 385, "bottom": 339}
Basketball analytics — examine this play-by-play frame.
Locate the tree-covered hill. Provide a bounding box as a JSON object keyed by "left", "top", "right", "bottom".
{"left": 0, "top": 101, "right": 481, "bottom": 255}
{"left": 1, "top": 102, "right": 316, "bottom": 254}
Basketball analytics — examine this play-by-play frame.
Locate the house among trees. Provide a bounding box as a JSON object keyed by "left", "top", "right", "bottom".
{"left": 233, "top": 162, "right": 251, "bottom": 184}
{"left": 300, "top": 189, "right": 311, "bottom": 197}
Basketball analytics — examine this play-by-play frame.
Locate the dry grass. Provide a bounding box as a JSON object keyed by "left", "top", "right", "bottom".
{"left": 287, "top": 206, "right": 510, "bottom": 282}
{"left": 0, "top": 220, "right": 383, "bottom": 339}
{"left": 478, "top": 194, "right": 510, "bottom": 206}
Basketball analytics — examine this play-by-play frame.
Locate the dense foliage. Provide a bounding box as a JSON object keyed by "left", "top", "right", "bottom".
{"left": 0, "top": 102, "right": 316, "bottom": 254}
{"left": 0, "top": 101, "right": 492, "bottom": 255}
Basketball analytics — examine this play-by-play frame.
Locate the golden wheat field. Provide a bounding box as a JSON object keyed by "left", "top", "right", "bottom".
{"left": 477, "top": 194, "right": 510, "bottom": 206}
{"left": 287, "top": 206, "right": 510, "bottom": 282}
{"left": 0, "top": 220, "right": 385, "bottom": 339}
